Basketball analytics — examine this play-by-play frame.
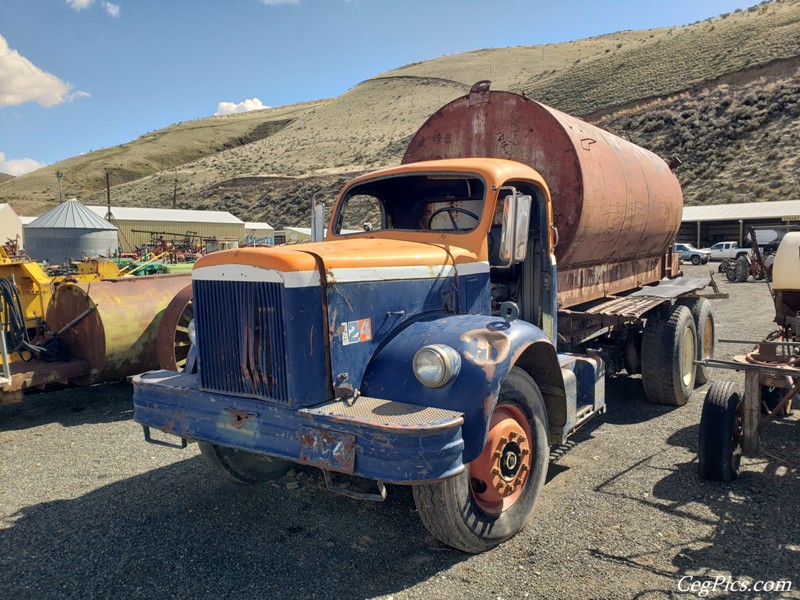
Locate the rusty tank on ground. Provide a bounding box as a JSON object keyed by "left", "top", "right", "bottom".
{"left": 46, "top": 274, "right": 191, "bottom": 385}
{"left": 403, "top": 80, "right": 683, "bottom": 308}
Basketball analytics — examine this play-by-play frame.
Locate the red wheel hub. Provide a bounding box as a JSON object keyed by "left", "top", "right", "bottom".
{"left": 469, "top": 404, "right": 533, "bottom": 515}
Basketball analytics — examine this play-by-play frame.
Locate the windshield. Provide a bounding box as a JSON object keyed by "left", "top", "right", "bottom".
{"left": 333, "top": 173, "right": 486, "bottom": 235}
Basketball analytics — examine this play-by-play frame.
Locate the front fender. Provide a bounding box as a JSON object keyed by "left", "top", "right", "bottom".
{"left": 360, "top": 314, "right": 554, "bottom": 462}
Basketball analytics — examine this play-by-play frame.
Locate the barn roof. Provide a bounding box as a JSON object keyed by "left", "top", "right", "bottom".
{"left": 683, "top": 200, "right": 800, "bottom": 222}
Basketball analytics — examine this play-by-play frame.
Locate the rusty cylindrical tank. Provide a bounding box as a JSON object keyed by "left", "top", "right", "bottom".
{"left": 46, "top": 274, "right": 191, "bottom": 385}
{"left": 403, "top": 81, "right": 683, "bottom": 308}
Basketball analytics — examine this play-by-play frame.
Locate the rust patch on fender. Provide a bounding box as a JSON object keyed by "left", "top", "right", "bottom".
{"left": 460, "top": 328, "right": 511, "bottom": 381}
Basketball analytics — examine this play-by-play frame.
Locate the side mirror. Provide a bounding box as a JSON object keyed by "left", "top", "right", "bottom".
{"left": 499, "top": 192, "right": 532, "bottom": 266}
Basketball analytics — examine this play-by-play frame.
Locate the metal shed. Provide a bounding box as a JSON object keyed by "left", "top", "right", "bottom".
{"left": 0, "top": 204, "right": 23, "bottom": 249}
{"left": 86, "top": 206, "right": 244, "bottom": 253}
{"left": 679, "top": 200, "right": 800, "bottom": 247}
{"left": 24, "top": 199, "right": 118, "bottom": 262}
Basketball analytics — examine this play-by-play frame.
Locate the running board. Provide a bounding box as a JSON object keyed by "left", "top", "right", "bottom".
{"left": 574, "top": 404, "right": 606, "bottom": 431}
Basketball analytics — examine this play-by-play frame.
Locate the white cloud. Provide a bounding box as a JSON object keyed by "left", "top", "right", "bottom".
{"left": 67, "top": 0, "right": 120, "bottom": 18}
{"left": 68, "top": 90, "right": 91, "bottom": 101}
{"left": 214, "top": 98, "right": 271, "bottom": 116}
{"left": 66, "top": 0, "right": 94, "bottom": 10}
{"left": 0, "top": 152, "right": 46, "bottom": 176}
{"left": 0, "top": 35, "right": 86, "bottom": 108}
{"left": 260, "top": 0, "right": 301, "bottom": 5}
{"left": 101, "top": 1, "right": 120, "bottom": 18}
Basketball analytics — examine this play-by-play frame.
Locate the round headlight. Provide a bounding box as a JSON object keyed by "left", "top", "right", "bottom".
{"left": 413, "top": 344, "right": 461, "bottom": 388}
{"left": 187, "top": 319, "right": 196, "bottom": 346}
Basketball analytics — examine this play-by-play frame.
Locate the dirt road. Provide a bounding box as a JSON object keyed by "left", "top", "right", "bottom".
{"left": 1, "top": 264, "right": 797, "bottom": 599}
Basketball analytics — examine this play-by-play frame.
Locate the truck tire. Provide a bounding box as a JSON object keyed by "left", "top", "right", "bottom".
{"left": 412, "top": 367, "right": 549, "bottom": 553}
{"left": 199, "top": 442, "right": 292, "bottom": 484}
{"left": 641, "top": 304, "right": 697, "bottom": 406}
{"left": 676, "top": 297, "right": 715, "bottom": 386}
{"left": 734, "top": 256, "right": 749, "bottom": 283}
{"left": 698, "top": 381, "right": 743, "bottom": 482}
{"left": 691, "top": 255, "right": 701, "bottom": 265}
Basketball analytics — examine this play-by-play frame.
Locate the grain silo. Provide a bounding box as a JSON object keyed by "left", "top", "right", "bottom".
{"left": 24, "top": 199, "right": 118, "bottom": 262}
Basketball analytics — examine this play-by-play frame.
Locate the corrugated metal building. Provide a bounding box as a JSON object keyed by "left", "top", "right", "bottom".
{"left": 680, "top": 200, "right": 800, "bottom": 247}
{"left": 86, "top": 206, "right": 244, "bottom": 253}
{"left": 0, "top": 204, "right": 22, "bottom": 248}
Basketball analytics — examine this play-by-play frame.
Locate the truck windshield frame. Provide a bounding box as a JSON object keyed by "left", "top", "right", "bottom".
{"left": 330, "top": 172, "right": 488, "bottom": 237}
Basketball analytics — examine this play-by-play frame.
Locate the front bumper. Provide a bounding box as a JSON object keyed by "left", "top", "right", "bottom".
{"left": 133, "top": 370, "right": 465, "bottom": 483}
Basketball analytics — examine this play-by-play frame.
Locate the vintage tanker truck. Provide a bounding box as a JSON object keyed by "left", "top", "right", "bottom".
{"left": 133, "top": 82, "right": 716, "bottom": 553}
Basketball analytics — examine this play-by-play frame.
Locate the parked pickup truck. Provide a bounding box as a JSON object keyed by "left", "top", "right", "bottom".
{"left": 704, "top": 241, "right": 750, "bottom": 261}
{"left": 674, "top": 243, "right": 711, "bottom": 265}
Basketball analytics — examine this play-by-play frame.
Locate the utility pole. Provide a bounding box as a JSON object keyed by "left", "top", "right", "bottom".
{"left": 105, "top": 172, "right": 113, "bottom": 220}
{"left": 56, "top": 171, "right": 64, "bottom": 203}
{"left": 172, "top": 177, "right": 178, "bottom": 209}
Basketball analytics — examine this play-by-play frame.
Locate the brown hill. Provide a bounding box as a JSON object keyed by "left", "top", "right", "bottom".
{"left": 2, "top": 0, "right": 797, "bottom": 227}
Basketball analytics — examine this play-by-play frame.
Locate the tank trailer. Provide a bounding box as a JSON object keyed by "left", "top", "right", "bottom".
{"left": 133, "top": 82, "right": 715, "bottom": 553}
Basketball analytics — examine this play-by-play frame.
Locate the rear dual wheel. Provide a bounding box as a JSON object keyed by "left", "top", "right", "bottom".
{"left": 676, "top": 297, "right": 715, "bottom": 386}
{"left": 412, "top": 368, "right": 549, "bottom": 553}
{"left": 642, "top": 304, "right": 697, "bottom": 406}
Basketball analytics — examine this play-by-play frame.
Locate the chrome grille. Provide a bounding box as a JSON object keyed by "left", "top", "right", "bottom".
{"left": 194, "top": 279, "right": 289, "bottom": 404}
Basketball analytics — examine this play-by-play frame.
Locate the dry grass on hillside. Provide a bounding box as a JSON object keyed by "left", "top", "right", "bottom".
{"left": 2, "top": 0, "right": 797, "bottom": 229}
{"left": 0, "top": 100, "right": 326, "bottom": 215}
{"left": 85, "top": 77, "right": 469, "bottom": 212}
{"left": 598, "top": 69, "right": 799, "bottom": 205}
{"left": 531, "top": 0, "right": 799, "bottom": 115}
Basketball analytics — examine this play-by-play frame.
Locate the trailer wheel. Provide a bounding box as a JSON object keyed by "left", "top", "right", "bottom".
{"left": 641, "top": 304, "right": 697, "bottom": 406}
{"left": 698, "top": 381, "right": 743, "bottom": 481}
{"left": 734, "top": 256, "right": 749, "bottom": 283}
{"left": 676, "top": 297, "right": 715, "bottom": 386}
{"left": 412, "top": 367, "right": 549, "bottom": 553}
{"left": 199, "top": 442, "right": 292, "bottom": 484}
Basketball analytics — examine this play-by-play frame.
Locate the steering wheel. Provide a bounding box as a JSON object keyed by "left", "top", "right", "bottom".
{"left": 426, "top": 207, "right": 480, "bottom": 231}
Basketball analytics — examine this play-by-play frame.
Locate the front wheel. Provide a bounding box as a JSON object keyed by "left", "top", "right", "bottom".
{"left": 412, "top": 367, "right": 549, "bottom": 553}
{"left": 691, "top": 255, "right": 701, "bottom": 265}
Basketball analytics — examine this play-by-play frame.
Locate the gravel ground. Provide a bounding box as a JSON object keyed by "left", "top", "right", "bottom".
{"left": 1, "top": 263, "right": 798, "bottom": 600}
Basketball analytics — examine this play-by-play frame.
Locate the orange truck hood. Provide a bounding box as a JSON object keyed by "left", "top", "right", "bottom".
{"left": 193, "top": 238, "right": 483, "bottom": 285}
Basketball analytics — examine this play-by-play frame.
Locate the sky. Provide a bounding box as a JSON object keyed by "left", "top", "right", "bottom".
{"left": 0, "top": 0, "right": 762, "bottom": 176}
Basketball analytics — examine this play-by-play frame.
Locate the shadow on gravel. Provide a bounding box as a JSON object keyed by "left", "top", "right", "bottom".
{"left": 0, "top": 383, "right": 134, "bottom": 432}
{"left": 0, "top": 455, "right": 467, "bottom": 600}
{"left": 591, "top": 418, "right": 799, "bottom": 588}
{"left": 601, "top": 375, "right": 678, "bottom": 426}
